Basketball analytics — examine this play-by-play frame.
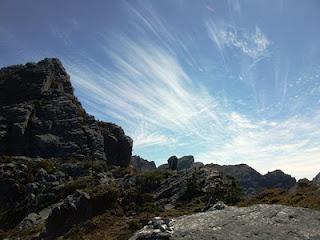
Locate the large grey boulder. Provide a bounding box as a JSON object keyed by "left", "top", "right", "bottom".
{"left": 0, "top": 58, "right": 132, "bottom": 167}
{"left": 130, "top": 204, "right": 320, "bottom": 240}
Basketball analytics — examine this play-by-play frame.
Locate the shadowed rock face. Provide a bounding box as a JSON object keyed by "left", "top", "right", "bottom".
{"left": 0, "top": 58, "right": 132, "bottom": 166}
{"left": 130, "top": 204, "right": 320, "bottom": 240}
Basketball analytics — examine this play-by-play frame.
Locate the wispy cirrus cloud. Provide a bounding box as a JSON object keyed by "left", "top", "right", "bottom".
{"left": 65, "top": 36, "right": 226, "bottom": 148}
{"left": 206, "top": 22, "right": 270, "bottom": 60}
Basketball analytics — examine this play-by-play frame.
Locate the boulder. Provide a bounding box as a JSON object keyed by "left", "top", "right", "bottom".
{"left": 0, "top": 58, "right": 132, "bottom": 167}
{"left": 168, "top": 156, "right": 178, "bottom": 170}
{"left": 131, "top": 155, "right": 157, "bottom": 172}
{"left": 177, "top": 155, "right": 194, "bottom": 170}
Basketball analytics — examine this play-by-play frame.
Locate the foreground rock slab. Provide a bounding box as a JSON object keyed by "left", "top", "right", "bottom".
{"left": 131, "top": 204, "right": 320, "bottom": 240}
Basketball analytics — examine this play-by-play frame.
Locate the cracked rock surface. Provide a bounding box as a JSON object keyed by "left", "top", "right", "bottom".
{"left": 131, "top": 204, "right": 320, "bottom": 240}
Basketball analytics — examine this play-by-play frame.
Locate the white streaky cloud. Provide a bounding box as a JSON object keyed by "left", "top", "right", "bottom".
{"left": 206, "top": 22, "right": 270, "bottom": 60}
{"left": 65, "top": 36, "right": 228, "bottom": 148}
{"left": 132, "top": 123, "right": 177, "bottom": 148}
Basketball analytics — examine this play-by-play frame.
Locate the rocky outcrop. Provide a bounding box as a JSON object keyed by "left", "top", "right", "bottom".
{"left": 212, "top": 164, "right": 296, "bottom": 195}
{"left": 130, "top": 204, "right": 320, "bottom": 240}
{"left": 166, "top": 155, "right": 200, "bottom": 171}
{"left": 0, "top": 58, "right": 132, "bottom": 167}
{"left": 155, "top": 165, "right": 241, "bottom": 207}
{"left": 313, "top": 172, "right": 320, "bottom": 185}
{"left": 131, "top": 155, "right": 156, "bottom": 172}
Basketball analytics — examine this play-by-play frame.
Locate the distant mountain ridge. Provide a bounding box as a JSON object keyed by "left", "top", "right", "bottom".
{"left": 213, "top": 164, "right": 296, "bottom": 195}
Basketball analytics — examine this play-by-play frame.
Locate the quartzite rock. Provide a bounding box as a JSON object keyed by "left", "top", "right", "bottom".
{"left": 0, "top": 58, "right": 132, "bottom": 167}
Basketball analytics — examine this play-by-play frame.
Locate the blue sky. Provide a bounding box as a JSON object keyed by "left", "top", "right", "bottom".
{"left": 1, "top": 0, "right": 320, "bottom": 179}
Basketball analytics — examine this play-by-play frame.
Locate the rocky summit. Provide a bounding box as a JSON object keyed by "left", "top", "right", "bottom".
{"left": 0, "top": 58, "right": 132, "bottom": 166}
{"left": 130, "top": 204, "right": 320, "bottom": 240}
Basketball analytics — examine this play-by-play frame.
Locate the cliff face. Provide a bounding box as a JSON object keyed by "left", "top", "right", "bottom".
{"left": 0, "top": 58, "right": 132, "bottom": 166}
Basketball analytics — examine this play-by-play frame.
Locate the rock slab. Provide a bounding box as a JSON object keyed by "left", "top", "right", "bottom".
{"left": 131, "top": 204, "right": 320, "bottom": 240}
